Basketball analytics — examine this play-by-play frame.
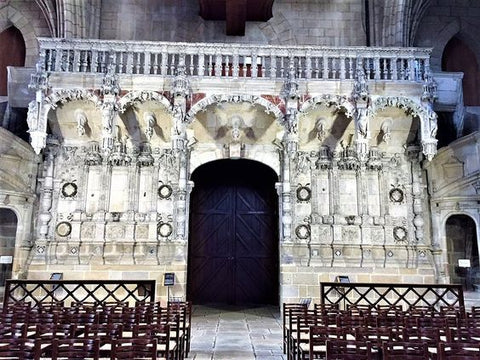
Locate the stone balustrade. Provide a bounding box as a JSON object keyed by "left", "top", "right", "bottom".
{"left": 38, "top": 38, "right": 431, "bottom": 82}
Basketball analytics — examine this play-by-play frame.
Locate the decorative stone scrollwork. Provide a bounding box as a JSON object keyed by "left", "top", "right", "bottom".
{"left": 137, "top": 143, "right": 154, "bottom": 167}
{"left": 185, "top": 94, "right": 283, "bottom": 124}
{"left": 300, "top": 94, "right": 354, "bottom": 118}
{"left": 117, "top": 91, "right": 172, "bottom": 114}
{"left": 46, "top": 89, "right": 101, "bottom": 109}
{"left": 85, "top": 142, "right": 103, "bottom": 166}
{"left": 366, "top": 147, "right": 382, "bottom": 171}
{"left": 337, "top": 145, "right": 359, "bottom": 171}
{"left": 316, "top": 146, "right": 332, "bottom": 170}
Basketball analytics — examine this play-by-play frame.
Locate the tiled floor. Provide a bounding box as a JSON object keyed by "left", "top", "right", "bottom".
{"left": 186, "top": 305, "right": 286, "bottom": 360}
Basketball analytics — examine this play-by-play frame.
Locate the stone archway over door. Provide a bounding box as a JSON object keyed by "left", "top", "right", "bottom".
{"left": 0, "top": 208, "right": 17, "bottom": 287}
{"left": 187, "top": 159, "right": 279, "bottom": 305}
{"left": 446, "top": 215, "right": 479, "bottom": 288}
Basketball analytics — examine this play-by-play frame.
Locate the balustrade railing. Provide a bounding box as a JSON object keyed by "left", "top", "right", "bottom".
{"left": 38, "top": 38, "right": 431, "bottom": 82}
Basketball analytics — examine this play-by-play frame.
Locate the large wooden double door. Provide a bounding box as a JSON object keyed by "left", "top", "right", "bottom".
{"left": 187, "top": 160, "right": 279, "bottom": 305}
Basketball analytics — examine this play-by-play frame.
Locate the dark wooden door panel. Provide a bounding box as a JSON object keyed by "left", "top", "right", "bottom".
{"left": 188, "top": 159, "right": 278, "bottom": 305}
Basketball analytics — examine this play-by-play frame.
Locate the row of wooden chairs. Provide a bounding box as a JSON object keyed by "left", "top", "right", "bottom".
{"left": 0, "top": 300, "right": 192, "bottom": 360}
{"left": 0, "top": 336, "right": 173, "bottom": 359}
{"left": 323, "top": 339, "right": 480, "bottom": 360}
{"left": 283, "top": 302, "right": 480, "bottom": 360}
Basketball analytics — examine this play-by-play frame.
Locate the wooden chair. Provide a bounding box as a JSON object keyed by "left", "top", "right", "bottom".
{"left": 84, "top": 323, "right": 123, "bottom": 357}
{"left": 0, "top": 338, "right": 37, "bottom": 360}
{"left": 49, "top": 338, "right": 101, "bottom": 360}
{"left": 438, "top": 342, "right": 480, "bottom": 359}
{"left": 354, "top": 326, "right": 395, "bottom": 350}
{"left": 283, "top": 304, "right": 307, "bottom": 356}
{"left": 325, "top": 339, "right": 375, "bottom": 360}
{"left": 0, "top": 323, "right": 27, "bottom": 339}
{"left": 168, "top": 300, "right": 192, "bottom": 357}
{"left": 289, "top": 311, "right": 320, "bottom": 360}
{"left": 298, "top": 325, "right": 346, "bottom": 360}
{"left": 111, "top": 338, "right": 160, "bottom": 360}
{"left": 447, "top": 327, "right": 480, "bottom": 342}
{"left": 382, "top": 341, "right": 430, "bottom": 360}
{"left": 133, "top": 323, "right": 174, "bottom": 360}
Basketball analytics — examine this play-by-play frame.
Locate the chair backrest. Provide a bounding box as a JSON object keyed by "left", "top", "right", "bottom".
{"left": 0, "top": 338, "right": 37, "bottom": 360}
{"left": 325, "top": 339, "right": 374, "bottom": 360}
{"left": 50, "top": 338, "right": 100, "bottom": 360}
{"left": 111, "top": 338, "right": 158, "bottom": 360}
{"left": 382, "top": 341, "right": 430, "bottom": 360}
{"left": 35, "top": 323, "right": 77, "bottom": 340}
{"left": 439, "top": 342, "right": 480, "bottom": 359}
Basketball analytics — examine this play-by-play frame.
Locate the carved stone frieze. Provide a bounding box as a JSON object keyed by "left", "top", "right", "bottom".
{"left": 45, "top": 89, "right": 101, "bottom": 109}
{"left": 185, "top": 94, "right": 283, "bottom": 124}
{"left": 117, "top": 91, "right": 172, "bottom": 114}
{"left": 300, "top": 94, "right": 355, "bottom": 118}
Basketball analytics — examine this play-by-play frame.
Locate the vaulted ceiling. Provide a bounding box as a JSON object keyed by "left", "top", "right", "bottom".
{"left": 198, "top": 0, "right": 274, "bottom": 36}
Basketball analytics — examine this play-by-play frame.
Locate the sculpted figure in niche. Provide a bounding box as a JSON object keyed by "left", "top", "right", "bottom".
{"left": 315, "top": 117, "right": 327, "bottom": 141}
{"left": 75, "top": 109, "right": 87, "bottom": 136}
{"left": 356, "top": 107, "right": 369, "bottom": 138}
{"left": 380, "top": 119, "right": 392, "bottom": 143}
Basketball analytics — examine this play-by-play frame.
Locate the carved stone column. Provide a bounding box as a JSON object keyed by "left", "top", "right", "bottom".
{"left": 420, "top": 72, "right": 438, "bottom": 161}
{"left": 27, "top": 58, "right": 50, "bottom": 154}
{"left": 171, "top": 58, "right": 191, "bottom": 242}
{"left": 101, "top": 62, "right": 120, "bottom": 151}
{"left": 352, "top": 67, "right": 371, "bottom": 163}
{"left": 280, "top": 62, "right": 300, "bottom": 242}
{"left": 407, "top": 145, "right": 424, "bottom": 244}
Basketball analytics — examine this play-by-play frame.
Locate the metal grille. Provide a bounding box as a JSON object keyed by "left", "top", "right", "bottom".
{"left": 3, "top": 280, "right": 156, "bottom": 308}
{"left": 320, "top": 282, "right": 464, "bottom": 311}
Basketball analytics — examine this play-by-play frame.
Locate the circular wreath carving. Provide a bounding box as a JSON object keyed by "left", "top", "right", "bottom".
{"left": 389, "top": 188, "right": 404, "bottom": 203}
{"left": 56, "top": 221, "right": 72, "bottom": 237}
{"left": 158, "top": 184, "right": 173, "bottom": 199}
{"left": 393, "top": 226, "right": 407, "bottom": 243}
{"left": 157, "top": 222, "right": 173, "bottom": 238}
{"left": 61, "top": 182, "right": 78, "bottom": 198}
{"left": 295, "top": 224, "right": 311, "bottom": 240}
{"left": 296, "top": 185, "right": 312, "bottom": 202}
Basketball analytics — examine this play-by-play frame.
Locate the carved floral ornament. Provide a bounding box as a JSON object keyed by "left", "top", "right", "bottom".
{"left": 117, "top": 91, "right": 173, "bottom": 114}
{"left": 185, "top": 94, "right": 284, "bottom": 124}
{"left": 45, "top": 89, "right": 101, "bottom": 110}
{"left": 300, "top": 95, "right": 355, "bottom": 118}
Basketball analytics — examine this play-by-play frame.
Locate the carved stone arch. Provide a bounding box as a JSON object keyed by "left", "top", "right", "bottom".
{"left": 0, "top": 6, "right": 38, "bottom": 66}
{"left": 443, "top": 211, "right": 479, "bottom": 230}
{"left": 190, "top": 156, "right": 280, "bottom": 179}
{"left": 45, "top": 89, "right": 101, "bottom": 111}
{"left": 117, "top": 91, "right": 172, "bottom": 114}
{"left": 300, "top": 94, "right": 355, "bottom": 118}
{"left": 372, "top": 96, "right": 425, "bottom": 119}
{"left": 185, "top": 94, "right": 283, "bottom": 124}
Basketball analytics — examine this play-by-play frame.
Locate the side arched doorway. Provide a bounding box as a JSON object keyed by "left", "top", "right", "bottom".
{"left": 445, "top": 214, "right": 479, "bottom": 289}
{"left": 187, "top": 159, "right": 279, "bottom": 306}
{"left": 0, "top": 208, "right": 17, "bottom": 291}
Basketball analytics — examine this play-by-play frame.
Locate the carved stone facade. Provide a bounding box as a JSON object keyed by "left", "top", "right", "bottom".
{"left": 2, "top": 38, "right": 444, "bottom": 303}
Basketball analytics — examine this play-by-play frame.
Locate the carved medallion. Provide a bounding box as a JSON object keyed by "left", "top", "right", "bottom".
{"left": 56, "top": 222, "right": 72, "bottom": 237}
{"left": 61, "top": 182, "right": 78, "bottom": 198}
{"left": 389, "top": 188, "right": 404, "bottom": 203}
{"left": 393, "top": 226, "right": 407, "bottom": 243}
{"left": 158, "top": 184, "right": 173, "bottom": 200}
{"left": 295, "top": 224, "right": 310, "bottom": 240}
{"left": 296, "top": 185, "right": 311, "bottom": 202}
{"left": 157, "top": 222, "right": 173, "bottom": 238}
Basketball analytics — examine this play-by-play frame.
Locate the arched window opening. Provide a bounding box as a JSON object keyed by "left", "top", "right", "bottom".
{"left": 0, "top": 26, "right": 25, "bottom": 96}
{"left": 446, "top": 215, "right": 479, "bottom": 290}
{"left": 442, "top": 36, "right": 480, "bottom": 106}
{"left": 0, "top": 208, "right": 17, "bottom": 291}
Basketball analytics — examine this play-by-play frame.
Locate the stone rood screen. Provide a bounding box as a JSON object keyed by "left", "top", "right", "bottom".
{"left": 37, "top": 38, "right": 431, "bottom": 81}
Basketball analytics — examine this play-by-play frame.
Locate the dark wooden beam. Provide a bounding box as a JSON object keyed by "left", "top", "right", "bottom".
{"left": 226, "top": 0, "right": 247, "bottom": 36}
